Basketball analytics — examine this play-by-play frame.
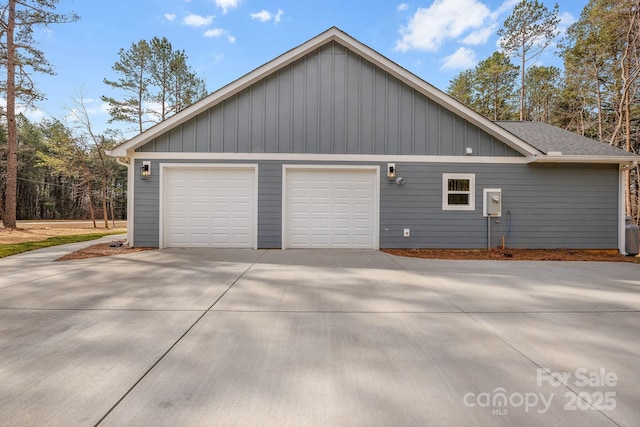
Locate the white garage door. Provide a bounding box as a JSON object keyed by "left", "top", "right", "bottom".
{"left": 163, "top": 166, "right": 257, "bottom": 248}
{"left": 284, "top": 168, "right": 378, "bottom": 249}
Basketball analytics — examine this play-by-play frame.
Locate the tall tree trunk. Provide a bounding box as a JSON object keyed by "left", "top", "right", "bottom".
{"left": 86, "top": 179, "right": 96, "bottom": 228}
{"left": 593, "top": 61, "right": 604, "bottom": 142}
{"left": 4, "top": 0, "right": 17, "bottom": 228}
{"left": 110, "top": 192, "right": 116, "bottom": 228}
{"left": 102, "top": 177, "right": 109, "bottom": 229}
{"left": 520, "top": 37, "right": 526, "bottom": 121}
{"left": 625, "top": 89, "right": 632, "bottom": 216}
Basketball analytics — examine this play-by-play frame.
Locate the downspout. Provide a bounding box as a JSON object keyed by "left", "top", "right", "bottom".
{"left": 619, "top": 161, "right": 637, "bottom": 254}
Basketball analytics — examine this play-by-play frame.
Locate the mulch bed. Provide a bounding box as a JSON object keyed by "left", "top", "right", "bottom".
{"left": 382, "top": 248, "right": 640, "bottom": 263}
{"left": 57, "top": 241, "right": 639, "bottom": 263}
{"left": 57, "top": 240, "right": 154, "bottom": 261}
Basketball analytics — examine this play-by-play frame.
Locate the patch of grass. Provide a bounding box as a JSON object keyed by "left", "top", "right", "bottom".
{"left": 0, "top": 232, "right": 124, "bottom": 258}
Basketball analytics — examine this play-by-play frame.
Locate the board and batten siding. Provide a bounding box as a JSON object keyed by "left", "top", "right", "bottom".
{"left": 134, "top": 159, "right": 618, "bottom": 249}
{"left": 136, "top": 42, "right": 521, "bottom": 158}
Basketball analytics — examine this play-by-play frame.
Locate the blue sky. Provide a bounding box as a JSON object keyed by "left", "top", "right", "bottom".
{"left": 19, "top": 0, "right": 586, "bottom": 137}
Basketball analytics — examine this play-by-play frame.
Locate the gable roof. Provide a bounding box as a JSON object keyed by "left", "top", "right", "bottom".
{"left": 496, "top": 121, "right": 637, "bottom": 163}
{"left": 108, "top": 27, "right": 541, "bottom": 158}
{"left": 108, "top": 27, "right": 637, "bottom": 165}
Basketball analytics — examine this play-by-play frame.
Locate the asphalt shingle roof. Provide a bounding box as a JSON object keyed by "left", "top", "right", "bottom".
{"left": 495, "top": 121, "right": 636, "bottom": 157}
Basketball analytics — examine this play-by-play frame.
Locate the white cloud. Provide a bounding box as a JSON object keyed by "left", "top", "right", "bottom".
{"left": 395, "top": 0, "right": 491, "bottom": 52}
{"left": 203, "top": 27, "right": 235, "bottom": 43}
{"left": 251, "top": 10, "right": 272, "bottom": 22}
{"left": 441, "top": 47, "right": 477, "bottom": 70}
{"left": 24, "top": 108, "right": 47, "bottom": 122}
{"left": 0, "top": 97, "right": 48, "bottom": 122}
{"left": 183, "top": 14, "right": 214, "bottom": 27}
{"left": 215, "top": 0, "right": 240, "bottom": 14}
{"left": 204, "top": 28, "right": 225, "bottom": 37}
{"left": 164, "top": 13, "right": 176, "bottom": 22}
{"left": 490, "top": 0, "right": 520, "bottom": 20}
{"left": 251, "top": 8, "right": 284, "bottom": 23}
{"left": 558, "top": 11, "right": 576, "bottom": 34}
{"left": 462, "top": 26, "right": 495, "bottom": 45}
{"left": 398, "top": 3, "right": 409, "bottom": 11}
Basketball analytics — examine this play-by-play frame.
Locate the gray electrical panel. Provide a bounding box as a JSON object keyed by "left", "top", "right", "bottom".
{"left": 485, "top": 189, "right": 502, "bottom": 217}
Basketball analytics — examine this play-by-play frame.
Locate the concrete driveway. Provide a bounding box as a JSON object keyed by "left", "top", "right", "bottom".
{"left": 1, "top": 242, "right": 639, "bottom": 426}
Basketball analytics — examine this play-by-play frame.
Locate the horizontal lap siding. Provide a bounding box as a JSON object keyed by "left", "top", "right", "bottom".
{"left": 380, "top": 163, "right": 618, "bottom": 249}
{"left": 133, "top": 159, "right": 160, "bottom": 247}
{"left": 257, "top": 163, "right": 282, "bottom": 248}
{"left": 134, "top": 160, "right": 619, "bottom": 249}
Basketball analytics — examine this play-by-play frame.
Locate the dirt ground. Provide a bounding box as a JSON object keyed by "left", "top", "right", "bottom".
{"left": 383, "top": 248, "right": 640, "bottom": 263}
{"left": 62, "top": 245, "right": 640, "bottom": 263}
{"left": 0, "top": 221, "right": 127, "bottom": 245}
{"left": 57, "top": 240, "right": 153, "bottom": 261}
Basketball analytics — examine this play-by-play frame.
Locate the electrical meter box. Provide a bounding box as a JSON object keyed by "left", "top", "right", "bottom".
{"left": 484, "top": 189, "right": 502, "bottom": 217}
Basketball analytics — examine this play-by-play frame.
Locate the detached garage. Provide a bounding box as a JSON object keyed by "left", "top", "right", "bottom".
{"left": 108, "top": 27, "right": 638, "bottom": 252}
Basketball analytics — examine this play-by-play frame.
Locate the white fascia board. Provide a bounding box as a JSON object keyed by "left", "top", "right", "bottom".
{"left": 108, "top": 27, "right": 542, "bottom": 159}
{"left": 618, "top": 165, "right": 626, "bottom": 254}
{"left": 129, "top": 152, "right": 532, "bottom": 164}
{"left": 532, "top": 155, "right": 639, "bottom": 164}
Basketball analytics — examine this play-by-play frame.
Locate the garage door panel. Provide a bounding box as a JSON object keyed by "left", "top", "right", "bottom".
{"left": 163, "top": 167, "right": 256, "bottom": 248}
{"left": 311, "top": 235, "right": 330, "bottom": 245}
{"left": 285, "top": 168, "right": 377, "bottom": 249}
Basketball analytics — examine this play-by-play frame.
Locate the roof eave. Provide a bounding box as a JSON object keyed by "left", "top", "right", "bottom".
{"left": 532, "top": 155, "right": 639, "bottom": 164}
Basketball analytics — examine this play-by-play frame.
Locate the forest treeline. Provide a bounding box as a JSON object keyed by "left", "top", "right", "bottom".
{"left": 1, "top": 0, "right": 639, "bottom": 224}
{"left": 448, "top": 0, "right": 640, "bottom": 220}
{"left": 0, "top": 0, "right": 207, "bottom": 225}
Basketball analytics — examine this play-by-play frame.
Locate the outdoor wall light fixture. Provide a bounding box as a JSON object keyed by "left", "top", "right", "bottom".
{"left": 387, "top": 163, "right": 396, "bottom": 181}
{"left": 141, "top": 161, "right": 151, "bottom": 180}
{"left": 387, "top": 163, "right": 404, "bottom": 185}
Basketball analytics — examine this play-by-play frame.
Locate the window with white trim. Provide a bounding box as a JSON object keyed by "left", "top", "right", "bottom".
{"left": 442, "top": 173, "right": 475, "bottom": 210}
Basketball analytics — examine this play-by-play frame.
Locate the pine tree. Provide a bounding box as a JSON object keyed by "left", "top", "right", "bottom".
{"left": 0, "top": 0, "right": 78, "bottom": 228}
{"left": 102, "top": 38, "right": 207, "bottom": 133}
{"left": 498, "top": 0, "right": 560, "bottom": 121}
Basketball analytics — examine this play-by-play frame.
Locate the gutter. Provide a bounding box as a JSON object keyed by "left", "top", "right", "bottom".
{"left": 531, "top": 154, "right": 639, "bottom": 165}
{"left": 105, "top": 149, "right": 131, "bottom": 167}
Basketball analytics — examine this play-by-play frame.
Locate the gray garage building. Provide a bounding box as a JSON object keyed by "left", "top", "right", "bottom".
{"left": 108, "top": 27, "right": 637, "bottom": 252}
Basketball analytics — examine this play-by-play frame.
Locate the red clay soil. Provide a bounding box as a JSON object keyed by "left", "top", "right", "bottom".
{"left": 57, "top": 241, "right": 639, "bottom": 263}
{"left": 382, "top": 248, "right": 640, "bottom": 263}
{"left": 57, "top": 240, "right": 153, "bottom": 261}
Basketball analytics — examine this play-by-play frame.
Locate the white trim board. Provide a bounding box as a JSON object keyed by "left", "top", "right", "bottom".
{"left": 130, "top": 152, "right": 533, "bottom": 164}
{"left": 127, "top": 160, "right": 135, "bottom": 246}
{"left": 619, "top": 165, "right": 626, "bottom": 255}
{"left": 158, "top": 163, "right": 259, "bottom": 249}
{"left": 442, "top": 173, "right": 476, "bottom": 211}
